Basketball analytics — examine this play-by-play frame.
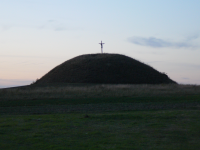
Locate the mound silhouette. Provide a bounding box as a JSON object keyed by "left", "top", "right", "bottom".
{"left": 35, "top": 53, "right": 176, "bottom": 84}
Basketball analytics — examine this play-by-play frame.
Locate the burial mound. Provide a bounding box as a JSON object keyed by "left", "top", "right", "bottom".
{"left": 35, "top": 53, "right": 176, "bottom": 84}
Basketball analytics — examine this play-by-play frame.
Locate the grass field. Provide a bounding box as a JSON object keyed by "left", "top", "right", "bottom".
{"left": 1, "top": 110, "right": 200, "bottom": 150}
{"left": 0, "top": 84, "right": 200, "bottom": 149}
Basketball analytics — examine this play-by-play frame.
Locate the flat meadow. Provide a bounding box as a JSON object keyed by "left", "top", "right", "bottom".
{"left": 0, "top": 84, "right": 200, "bottom": 149}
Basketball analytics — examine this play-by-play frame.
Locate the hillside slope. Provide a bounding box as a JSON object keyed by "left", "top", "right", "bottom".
{"left": 35, "top": 53, "right": 176, "bottom": 84}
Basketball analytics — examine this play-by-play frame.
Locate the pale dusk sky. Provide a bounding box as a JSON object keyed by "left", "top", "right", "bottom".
{"left": 1, "top": 0, "right": 200, "bottom": 88}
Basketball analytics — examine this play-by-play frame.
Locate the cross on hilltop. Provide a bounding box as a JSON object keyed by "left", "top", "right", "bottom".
{"left": 99, "top": 41, "right": 105, "bottom": 53}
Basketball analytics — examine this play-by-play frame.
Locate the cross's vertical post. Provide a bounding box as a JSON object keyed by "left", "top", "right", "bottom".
{"left": 99, "top": 41, "right": 105, "bottom": 53}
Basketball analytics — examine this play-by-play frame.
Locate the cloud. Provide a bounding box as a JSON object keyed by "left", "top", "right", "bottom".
{"left": 48, "top": 20, "right": 55, "bottom": 23}
{"left": 0, "top": 54, "right": 60, "bottom": 59}
{"left": 1, "top": 24, "right": 12, "bottom": 31}
{"left": 146, "top": 61, "right": 163, "bottom": 64}
{"left": 148, "top": 61, "right": 200, "bottom": 69}
{"left": 37, "top": 19, "right": 84, "bottom": 31}
{"left": 127, "top": 35, "right": 199, "bottom": 48}
{"left": 54, "top": 26, "right": 67, "bottom": 31}
{"left": 175, "top": 63, "right": 200, "bottom": 69}
{"left": 186, "top": 34, "right": 199, "bottom": 41}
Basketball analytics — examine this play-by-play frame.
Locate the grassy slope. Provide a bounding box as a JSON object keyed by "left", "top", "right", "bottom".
{"left": 35, "top": 54, "right": 176, "bottom": 84}
{"left": 1, "top": 84, "right": 200, "bottom": 101}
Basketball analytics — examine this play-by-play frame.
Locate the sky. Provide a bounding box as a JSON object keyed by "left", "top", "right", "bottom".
{"left": 1, "top": 0, "right": 200, "bottom": 88}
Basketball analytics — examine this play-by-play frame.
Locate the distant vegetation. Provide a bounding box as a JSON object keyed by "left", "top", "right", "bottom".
{"left": 1, "top": 84, "right": 199, "bottom": 101}
{"left": 0, "top": 84, "right": 200, "bottom": 113}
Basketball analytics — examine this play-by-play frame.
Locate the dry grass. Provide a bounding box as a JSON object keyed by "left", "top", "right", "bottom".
{"left": 0, "top": 84, "right": 200, "bottom": 100}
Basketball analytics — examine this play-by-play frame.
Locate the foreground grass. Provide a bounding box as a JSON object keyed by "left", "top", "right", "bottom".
{"left": 1, "top": 110, "right": 200, "bottom": 150}
{"left": 1, "top": 95, "right": 200, "bottom": 107}
{"left": 0, "top": 95, "right": 200, "bottom": 115}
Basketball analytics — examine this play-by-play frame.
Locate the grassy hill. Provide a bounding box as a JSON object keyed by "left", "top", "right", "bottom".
{"left": 35, "top": 53, "right": 176, "bottom": 84}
